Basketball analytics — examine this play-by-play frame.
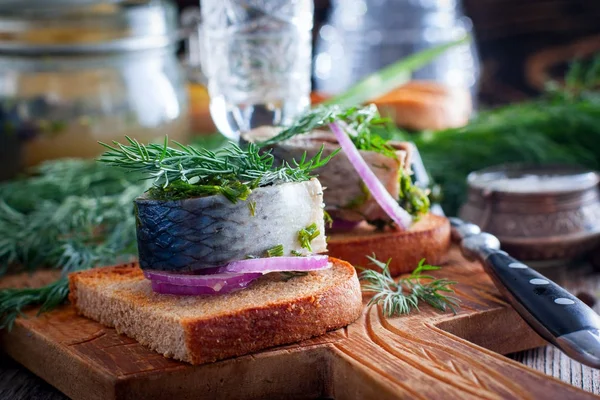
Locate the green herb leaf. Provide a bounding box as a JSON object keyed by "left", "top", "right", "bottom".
{"left": 291, "top": 250, "right": 303, "bottom": 257}
{"left": 398, "top": 170, "right": 430, "bottom": 217}
{"left": 266, "top": 244, "right": 284, "bottom": 257}
{"left": 0, "top": 278, "right": 69, "bottom": 331}
{"left": 359, "top": 256, "right": 459, "bottom": 317}
{"left": 323, "top": 210, "right": 333, "bottom": 229}
{"left": 100, "top": 137, "right": 338, "bottom": 202}
{"left": 279, "top": 271, "right": 309, "bottom": 281}
{"left": 248, "top": 201, "right": 257, "bottom": 217}
{"left": 261, "top": 104, "right": 397, "bottom": 158}
{"left": 298, "top": 223, "right": 320, "bottom": 252}
{"left": 323, "top": 36, "right": 470, "bottom": 107}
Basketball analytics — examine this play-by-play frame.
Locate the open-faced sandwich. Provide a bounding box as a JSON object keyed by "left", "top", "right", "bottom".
{"left": 68, "top": 139, "right": 362, "bottom": 365}
{"left": 242, "top": 104, "right": 451, "bottom": 276}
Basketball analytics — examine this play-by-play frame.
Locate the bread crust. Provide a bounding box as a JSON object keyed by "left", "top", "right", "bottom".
{"left": 327, "top": 213, "right": 451, "bottom": 276}
{"left": 374, "top": 80, "right": 472, "bottom": 131}
{"left": 69, "top": 258, "right": 362, "bottom": 365}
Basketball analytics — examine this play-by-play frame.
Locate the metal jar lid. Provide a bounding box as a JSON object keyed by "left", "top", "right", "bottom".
{"left": 0, "top": 0, "right": 180, "bottom": 55}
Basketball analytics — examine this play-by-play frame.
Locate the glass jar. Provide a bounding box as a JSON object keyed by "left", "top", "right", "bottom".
{"left": 313, "top": 0, "right": 480, "bottom": 99}
{"left": 0, "top": 0, "right": 190, "bottom": 178}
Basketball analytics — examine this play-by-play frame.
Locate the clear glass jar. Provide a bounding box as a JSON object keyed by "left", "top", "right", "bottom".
{"left": 313, "top": 0, "right": 480, "bottom": 98}
{"left": 0, "top": 0, "right": 190, "bottom": 178}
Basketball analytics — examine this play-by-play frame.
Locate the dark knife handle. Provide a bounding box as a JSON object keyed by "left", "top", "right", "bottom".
{"left": 482, "top": 250, "right": 600, "bottom": 367}
{"left": 484, "top": 251, "right": 600, "bottom": 337}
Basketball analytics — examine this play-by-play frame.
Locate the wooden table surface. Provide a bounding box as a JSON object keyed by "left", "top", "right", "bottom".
{"left": 1, "top": 259, "right": 599, "bottom": 399}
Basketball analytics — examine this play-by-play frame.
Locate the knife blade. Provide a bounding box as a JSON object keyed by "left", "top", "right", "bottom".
{"left": 449, "top": 217, "right": 600, "bottom": 368}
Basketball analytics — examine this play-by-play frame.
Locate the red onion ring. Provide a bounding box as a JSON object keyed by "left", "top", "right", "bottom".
{"left": 144, "top": 255, "right": 330, "bottom": 296}
{"left": 150, "top": 279, "right": 255, "bottom": 296}
{"left": 143, "top": 270, "right": 261, "bottom": 290}
{"left": 222, "top": 255, "right": 330, "bottom": 274}
{"left": 329, "top": 122, "right": 412, "bottom": 230}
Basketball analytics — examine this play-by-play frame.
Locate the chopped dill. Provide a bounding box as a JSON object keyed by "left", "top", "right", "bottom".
{"left": 298, "top": 223, "right": 320, "bottom": 252}
{"left": 323, "top": 210, "right": 333, "bottom": 228}
{"left": 398, "top": 170, "right": 430, "bottom": 217}
{"left": 280, "top": 271, "right": 309, "bottom": 281}
{"left": 248, "top": 201, "right": 257, "bottom": 216}
{"left": 266, "top": 244, "right": 284, "bottom": 257}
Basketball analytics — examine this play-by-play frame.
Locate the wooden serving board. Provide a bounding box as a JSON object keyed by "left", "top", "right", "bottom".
{"left": 1, "top": 248, "right": 598, "bottom": 400}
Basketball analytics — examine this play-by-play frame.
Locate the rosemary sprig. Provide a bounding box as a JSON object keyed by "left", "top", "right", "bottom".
{"left": 259, "top": 104, "right": 396, "bottom": 158}
{"left": 360, "top": 256, "right": 459, "bottom": 316}
{"left": 100, "top": 137, "right": 338, "bottom": 202}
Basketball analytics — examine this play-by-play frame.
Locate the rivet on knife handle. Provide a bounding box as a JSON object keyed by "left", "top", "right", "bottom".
{"left": 449, "top": 217, "right": 600, "bottom": 368}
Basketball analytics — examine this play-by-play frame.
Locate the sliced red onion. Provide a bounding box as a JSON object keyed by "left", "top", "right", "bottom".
{"left": 143, "top": 270, "right": 261, "bottom": 291}
{"left": 151, "top": 279, "right": 254, "bottom": 296}
{"left": 144, "top": 256, "right": 330, "bottom": 296}
{"left": 222, "top": 255, "right": 330, "bottom": 274}
{"left": 329, "top": 122, "right": 412, "bottom": 230}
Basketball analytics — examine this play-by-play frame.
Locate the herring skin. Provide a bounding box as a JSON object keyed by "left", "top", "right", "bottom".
{"left": 135, "top": 179, "right": 327, "bottom": 272}
{"left": 245, "top": 128, "right": 409, "bottom": 222}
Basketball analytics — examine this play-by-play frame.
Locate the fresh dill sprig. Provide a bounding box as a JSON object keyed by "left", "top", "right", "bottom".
{"left": 360, "top": 256, "right": 459, "bottom": 316}
{"left": 0, "top": 159, "right": 145, "bottom": 330}
{"left": 259, "top": 104, "right": 397, "bottom": 158}
{"left": 0, "top": 160, "right": 143, "bottom": 276}
{"left": 99, "top": 137, "right": 338, "bottom": 202}
{"left": 298, "top": 223, "right": 320, "bottom": 252}
{"left": 266, "top": 244, "right": 284, "bottom": 257}
{"left": 0, "top": 278, "right": 69, "bottom": 330}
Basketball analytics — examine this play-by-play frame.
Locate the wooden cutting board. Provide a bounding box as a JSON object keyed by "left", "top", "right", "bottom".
{"left": 1, "top": 248, "right": 598, "bottom": 400}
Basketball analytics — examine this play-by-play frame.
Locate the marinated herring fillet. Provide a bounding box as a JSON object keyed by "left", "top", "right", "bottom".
{"left": 244, "top": 127, "right": 411, "bottom": 222}
{"left": 135, "top": 178, "right": 327, "bottom": 271}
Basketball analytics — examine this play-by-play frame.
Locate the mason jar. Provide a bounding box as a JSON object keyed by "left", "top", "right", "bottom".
{"left": 0, "top": 0, "right": 190, "bottom": 179}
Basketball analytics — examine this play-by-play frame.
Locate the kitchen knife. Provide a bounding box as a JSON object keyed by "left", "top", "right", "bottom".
{"left": 449, "top": 217, "right": 600, "bottom": 368}
{"left": 407, "top": 143, "right": 600, "bottom": 368}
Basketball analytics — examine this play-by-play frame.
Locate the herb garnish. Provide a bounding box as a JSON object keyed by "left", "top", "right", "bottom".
{"left": 298, "top": 223, "right": 320, "bottom": 252}
{"left": 266, "top": 244, "right": 284, "bottom": 257}
{"left": 280, "top": 271, "right": 309, "bottom": 281}
{"left": 100, "top": 136, "right": 339, "bottom": 203}
{"left": 0, "top": 160, "right": 144, "bottom": 329}
{"left": 398, "top": 170, "right": 430, "bottom": 217}
{"left": 259, "top": 104, "right": 397, "bottom": 158}
{"left": 248, "top": 201, "right": 257, "bottom": 216}
{"left": 360, "top": 256, "right": 459, "bottom": 316}
{"left": 291, "top": 250, "right": 303, "bottom": 257}
{"left": 0, "top": 278, "right": 69, "bottom": 330}
{"left": 323, "top": 210, "right": 333, "bottom": 228}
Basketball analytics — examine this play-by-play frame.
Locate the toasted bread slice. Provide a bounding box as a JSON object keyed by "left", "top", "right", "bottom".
{"left": 327, "top": 213, "right": 451, "bottom": 276}
{"left": 68, "top": 258, "right": 362, "bottom": 365}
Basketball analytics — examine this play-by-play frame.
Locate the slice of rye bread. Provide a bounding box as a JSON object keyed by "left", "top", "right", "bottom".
{"left": 68, "top": 257, "right": 362, "bottom": 365}
{"left": 327, "top": 213, "right": 451, "bottom": 277}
